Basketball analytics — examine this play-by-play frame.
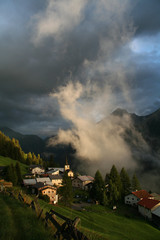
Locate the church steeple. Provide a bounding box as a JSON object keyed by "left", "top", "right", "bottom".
{"left": 66, "top": 156, "right": 68, "bottom": 165}
{"left": 64, "top": 156, "right": 70, "bottom": 171}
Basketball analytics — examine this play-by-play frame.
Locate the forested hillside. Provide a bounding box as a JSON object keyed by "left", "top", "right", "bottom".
{"left": 0, "top": 131, "right": 43, "bottom": 166}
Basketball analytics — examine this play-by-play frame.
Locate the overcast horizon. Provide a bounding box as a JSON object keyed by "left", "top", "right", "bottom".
{"left": 1, "top": 0, "right": 160, "bottom": 137}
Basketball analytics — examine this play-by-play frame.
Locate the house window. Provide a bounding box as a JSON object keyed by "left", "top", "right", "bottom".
{"left": 44, "top": 191, "right": 45, "bottom": 193}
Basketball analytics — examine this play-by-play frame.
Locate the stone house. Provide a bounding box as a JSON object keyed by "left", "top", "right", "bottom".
{"left": 49, "top": 175, "right": 63, "bottom": 187}
{"left": 138, "top": 198, "right": 160, "bottom": 219}
{"left": 29, "top": 165, "right": 45, "bottom": 175}
{"left": 32, "top": 182, "right": 58, "bottom": 204}
{"left": 125, "top": 190, "right": 151, "bottom": 206}
{"left": 72, "top": 176, "right": 94, "bottom": 189}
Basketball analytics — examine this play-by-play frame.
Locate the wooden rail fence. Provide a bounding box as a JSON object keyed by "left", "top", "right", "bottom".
{"left": 2, "top": 189, "right": 90, "bottom": 240}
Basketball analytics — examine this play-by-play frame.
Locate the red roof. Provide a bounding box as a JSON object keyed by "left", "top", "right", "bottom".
{"left": 138, "top": 198, "right": 160, "bottom": 210}
{"left": 132, "top": 190, "right": 150, "bottom": 199}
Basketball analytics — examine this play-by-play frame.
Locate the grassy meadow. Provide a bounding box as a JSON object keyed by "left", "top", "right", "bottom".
{"left": 38, "top": 200, "right": 160, "bottom": 240}
{"left": 0, "top": 194, "right": 54, "bottom": 240}
{"left": 0, "top": 155, "right": 28, "bottom": 175}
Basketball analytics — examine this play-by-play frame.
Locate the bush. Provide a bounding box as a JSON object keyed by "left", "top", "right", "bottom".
{"left": 39, "top": 193, "right": 50, "bottom": 203}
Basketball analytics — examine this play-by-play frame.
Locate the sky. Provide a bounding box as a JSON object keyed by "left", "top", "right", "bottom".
{"left": 0, "top": 0, "right": 160, "bottom": 137}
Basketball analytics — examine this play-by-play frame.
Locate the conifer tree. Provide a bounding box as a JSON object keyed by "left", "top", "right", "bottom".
{"left": 91, "top": 170, "right": 105, "bottom": 204}
{"left": 120, "top": 167, "right": 131, "bottom": 197}
{"left": 109, "top": 180, "right": 119, "bottom": 205}
{"left": 59, "top": 171, "right": 73, "bottom": 206}
{"left": 6, "top": 164, "right": 18, "bottom": 186}
{"left": 132, "top": 173, "right": 141, "bottom": 191}
{"left": 108, "top": 165, "right": 122, "bottom": 204}
{"left": 6, "top": 164, "right": 13, "bottom": 182}
{"left": 15, "top": 162, "right": 22, "bottom": 185}
{"left": 11, "top": 164, "right": 18, "bottom": 186}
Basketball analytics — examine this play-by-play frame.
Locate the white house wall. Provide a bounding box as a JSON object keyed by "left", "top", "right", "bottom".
{"left": 125, "top": 194, "right": 139, "bottom": 206}
{"left": 138, "top": 205, "right": 152, "bottom": 219}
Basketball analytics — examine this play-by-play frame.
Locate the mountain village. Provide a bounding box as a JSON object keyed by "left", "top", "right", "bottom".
{"left": 1, "top": 158, "right": 160, "bottom": 230}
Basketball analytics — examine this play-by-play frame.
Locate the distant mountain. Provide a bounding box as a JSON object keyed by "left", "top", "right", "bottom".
{"left": 112, "top": 108, "right": 160, "bottom": 153}
{"left": 0, "top": 127, "right": 45, "bottom": 155}
{"left": 1, "top": 107, "right": 160, "bottom": 172}
{"left": 0, "top": 127, "right": 75, "bottom": 167}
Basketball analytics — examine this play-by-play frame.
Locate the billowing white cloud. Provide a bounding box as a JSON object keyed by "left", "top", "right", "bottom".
{"left": 31, "top": 0, "right": 88, "bottom": 44}
{"left": 47, "top": 0, "right": 138, "bottom": 174}
{"left": 50, "top": 81, "right": 137, "bottom": 175}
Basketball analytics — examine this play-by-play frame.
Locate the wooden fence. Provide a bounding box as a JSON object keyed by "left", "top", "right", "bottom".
{"left": 3, "top": 189, "right": 90, "bottom": 240}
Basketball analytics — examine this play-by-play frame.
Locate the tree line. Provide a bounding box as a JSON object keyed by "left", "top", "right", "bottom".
{"left": 0, "top": 131, "right": 43, "bottom": 166}
{"left": 90, "top": 165, "right": 141, "bottom": 206}
{"left": 5, "top": 162, "right": 22, "bottom": 186}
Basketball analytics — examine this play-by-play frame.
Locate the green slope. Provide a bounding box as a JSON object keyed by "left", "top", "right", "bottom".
{"left": 38, "top": 200, "right": 160, "bottom": 240}
{"left": 0, "top": 155, "right": 28, "bottom": 175}
{"left": 0, "top": 194, "right": 53, "bottom": 240}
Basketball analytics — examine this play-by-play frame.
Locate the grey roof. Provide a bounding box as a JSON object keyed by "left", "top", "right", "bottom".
{"left": 46, "top": 169, "right": 60, "bottom": 174}
{"left": 23, "top": 179, "right": 36, "bottom": 185}
{"left": 77, "top": 176, "right": 94, "bottom": 182}
{"left": 152, "top": 205, "right": 160, "bottom": 217}
{"left": 48, "top": 167, "right": 64, "bottom": 172}
{"left": 36, "top": 177, "right": 51, "bottom": 183}
{"left": 49, "top": 175, "right": 63, "bottom": 180}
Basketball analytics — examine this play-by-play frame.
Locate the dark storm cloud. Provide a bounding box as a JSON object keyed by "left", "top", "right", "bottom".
{"left": 0, "top": 0, "right": 160, "bottom": 136}
{"left": 132, "top": 0, "right": 160, "bottom": 36}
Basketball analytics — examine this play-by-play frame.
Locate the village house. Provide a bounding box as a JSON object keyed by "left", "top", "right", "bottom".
{"left": 138, "top": 198, "right": 160, "bottom": 219}
{"left": 36, "top": 177, "right": 53, "bottom": 186}
{"left": 65, "top": 169, "right": 74, "bottom": 178}
{"left": 0, "top": 179, "right": 13, "bottom": 191}
{"left": 29, "top": 165, "right": 45, "bottom": 175}
{"left": 150, "top": 193, "right": 160, "bottom": 201}
{"left": 32, "top": 182, "right": 58, "bottom": 204}
{"left": 23, "top": 178, "right": 36, "bottom": 187}
{"left": 48, "top": 167, "right": 64, "bottom": 173}
{"left": 47, "top": 158, "right": 74, "bottom": 178}
{"left": 49, "top": 175, "right": 63, "bottom": 187}
{"left": 125, "top": 190, "right": 151, "bottom": 206}
{"left": 23, "top": 173, "right": 35, "bottom": 179}
{"left": 46, "top": 169, "right": 60, "bottom": 175}
{"left": 72, "top": 176, "right": 94, "bottom": 189}
{"left": 84, "top": 182, "right": 93, "bottom": 191}
{"left": 152, "top": 205, "right": 160, "bottom": 227}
